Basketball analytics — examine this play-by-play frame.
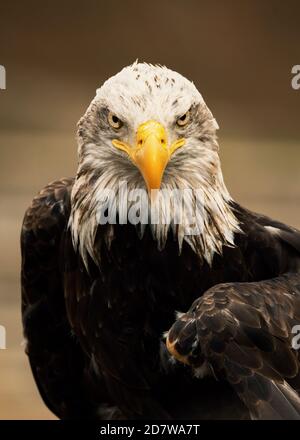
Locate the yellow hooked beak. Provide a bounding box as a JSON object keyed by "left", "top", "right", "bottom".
{"left": 112, "top": 120, "right": 185, "bottom": 192}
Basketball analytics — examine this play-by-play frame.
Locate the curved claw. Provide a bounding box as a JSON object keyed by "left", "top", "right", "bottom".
{"left": 166, "top": 311, "right": 204, "bottom": 366}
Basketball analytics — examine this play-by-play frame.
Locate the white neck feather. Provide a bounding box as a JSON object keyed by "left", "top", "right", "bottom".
{"left": 69, "top": 139, "right": 241, "bottom": 269}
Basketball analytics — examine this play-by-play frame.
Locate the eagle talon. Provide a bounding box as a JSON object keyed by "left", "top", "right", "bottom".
{"left": 166, "top": 312, "right": 203, "bottom": 367}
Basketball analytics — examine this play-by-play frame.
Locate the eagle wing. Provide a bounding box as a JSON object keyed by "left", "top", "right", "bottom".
{"left": 21, "top": 178, "right": 101, "bottom": 419}
{"left": 248, "top": 208, "right": 300, "bottom": 256}
{"left": 167, "top": 274, "right": 300, "bottom": 419}
{"left": 167, "top": 206, "right": 300, "bottom": 419}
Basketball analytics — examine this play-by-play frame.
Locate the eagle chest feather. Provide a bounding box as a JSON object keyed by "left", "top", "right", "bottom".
{"left": 64, "top": 223, "right": 248, "bottom": 361}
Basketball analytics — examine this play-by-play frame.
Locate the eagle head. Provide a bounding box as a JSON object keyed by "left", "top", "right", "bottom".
{"left": 70, "top": 62, "right": 240, "bottom": 267}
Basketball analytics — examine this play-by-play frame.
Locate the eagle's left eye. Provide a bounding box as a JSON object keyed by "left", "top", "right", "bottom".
{"left": 108, "top": 112, "right": 123, "bottom": 129}
{"left": 176, "top": 111, "right": 190, "bottom": 127}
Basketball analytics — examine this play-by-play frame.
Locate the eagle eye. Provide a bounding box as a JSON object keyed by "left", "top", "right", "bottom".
{"left": 176, "top": 111, "right": 190, "bottom": 127}
{"left": 108, "top": 112, "right": 123, "bottom": 129}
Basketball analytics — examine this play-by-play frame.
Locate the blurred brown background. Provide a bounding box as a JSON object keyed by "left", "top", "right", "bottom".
{"left": 0, "top": 0, "right": 299, "bottom": 419}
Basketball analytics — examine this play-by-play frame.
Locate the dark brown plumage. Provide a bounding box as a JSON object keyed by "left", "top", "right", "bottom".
{"left": 21, "top": 178, "right": 300, "bottom": 419}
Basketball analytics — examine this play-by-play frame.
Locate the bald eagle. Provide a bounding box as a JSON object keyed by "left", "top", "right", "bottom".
{"left": 21, "top": 63, "right": 300, "bottom": 420}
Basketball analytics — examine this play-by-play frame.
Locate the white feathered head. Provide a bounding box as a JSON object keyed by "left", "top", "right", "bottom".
{"left": 70, "top": 63, "right": 240, "bottom": 267}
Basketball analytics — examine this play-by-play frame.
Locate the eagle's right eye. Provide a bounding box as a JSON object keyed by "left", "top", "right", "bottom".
{"left": 108, "top": 112, "right": 123, "bottom": 129}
